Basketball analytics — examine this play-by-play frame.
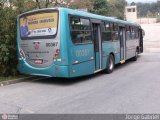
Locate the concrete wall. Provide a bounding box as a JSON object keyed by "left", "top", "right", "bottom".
{"left": 125, "top": 6, "right": 137, "bottom": 22}
{"left": 136, "top": 18, "right": 157, "bottom": 24}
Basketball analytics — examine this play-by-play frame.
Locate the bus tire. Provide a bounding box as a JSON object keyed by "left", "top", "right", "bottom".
{"left": 132, "top": 50, "right": 138, "bottom": 61}
{"left": 104, "top": 54, "right": 115, "bottom": 74}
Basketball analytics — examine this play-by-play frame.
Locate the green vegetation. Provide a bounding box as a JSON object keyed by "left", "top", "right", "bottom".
{"left": 69, "top": 0, "right": 126, "bottom": 19}
{"left": 91, "top": 0, "right": 108, "bottom": 16}
{"left": 0, "top": 7, "right": 17, "bottom": 76}
{"left": 108, "top": 0, "right": 127, "bottom": 19}
{"left": 0, "top": 0, "right": 37, "bottom": 77}
{"left": 136, "top": 2, "right": 160, "bottom": 18}
{"left": 0, "top": 75, "right": 25, "bottom": 82}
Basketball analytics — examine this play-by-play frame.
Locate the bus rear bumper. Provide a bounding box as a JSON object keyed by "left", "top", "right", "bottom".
{"left": 18, "top": 62, "right": 69, "bottom": 78}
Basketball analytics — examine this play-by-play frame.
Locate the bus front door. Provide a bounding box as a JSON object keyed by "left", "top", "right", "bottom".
{"left": 119, "top": 27, "right": 126, "bottom": 63}
{"left": 92, "top": 23, "right": 102, "bottom": 71}
{"left": 139, "top": 29, "right": 144, "bottom": 53}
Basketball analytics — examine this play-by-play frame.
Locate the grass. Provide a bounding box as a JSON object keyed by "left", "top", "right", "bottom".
{"left": 0, "top": 75, "right": 28, "bottom": 82}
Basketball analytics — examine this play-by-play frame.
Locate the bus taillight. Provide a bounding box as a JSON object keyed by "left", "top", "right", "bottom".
{"left": 20, "top": 49, "right": 25, "bottom": 59}
{"left": 56, "top": 49, "right": 60, "bottom": 54}
{"left": 54, "top": 49, "right": 60, "bottom": 59}
{"left": 54, "top": 54, "right": 58, "bottom": 59}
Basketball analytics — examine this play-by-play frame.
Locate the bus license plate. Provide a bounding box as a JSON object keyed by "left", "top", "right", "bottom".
{"left": 34, "top": 59, "right": 43, "bottom": 64}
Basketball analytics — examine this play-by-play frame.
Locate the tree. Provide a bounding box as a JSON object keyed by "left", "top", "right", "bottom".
{"left": 137, "top": 2, "right": 160, "bottom": 18}
{"left": 70, "top": 0, "right": 93, "bottom": 11}
{"left": 0, "top": 0, "right": 7, "bottom": 8}
{"left": 0, "top": 7, "right": 17, "bottom": 76}
{"left": 0, "top": 0, "right": 37, "bottom": 76}
{"left": 35, "top": 0, "right": 72, "bottom": 8}
{"left": 130, "top": 2, "right": 136, "bottom": 6}
{"left": 35, "top": 0, "right": 52, "bottom": 8}
{"left": 91, "top": 0, "right": 108, "bottom": 16}
{"left": 108, "top": 0, "right": 127, "bottom": 19}
{"left": 16, "top": 0, "right": 37, "bottom": 13}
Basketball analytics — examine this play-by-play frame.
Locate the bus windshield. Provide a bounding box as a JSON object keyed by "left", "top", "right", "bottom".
{"left": 19, "top": 11, "right": 58, "bottom": 40}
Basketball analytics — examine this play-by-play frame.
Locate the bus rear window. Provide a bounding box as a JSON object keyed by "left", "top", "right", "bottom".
{"left": 19, "top": 11, "right": 58, "bottom": 40}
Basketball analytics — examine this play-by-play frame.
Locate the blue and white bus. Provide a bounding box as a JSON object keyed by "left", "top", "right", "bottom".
{"left": 17, "top": 7, "right": 144, "bottom": 78}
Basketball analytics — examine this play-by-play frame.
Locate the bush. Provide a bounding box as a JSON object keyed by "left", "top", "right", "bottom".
{"left": 0, "top": 8, "right": 18, "bottom": 76}
{"left": 0, "top": 0, "right": 37, "bottom": 77}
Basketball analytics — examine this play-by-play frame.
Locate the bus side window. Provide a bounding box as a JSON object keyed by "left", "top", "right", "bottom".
{"left": 127, "top": 26, "right": 132, "bottom": 40}
{"left": 131, "top": 27, "right": 135, "bottom": 40}
{"left": 132, "top": 27, "right": 136, "bottom": 39}
{"left": 70, "top": 16, "right": 92, "bottom": 44}
{"left": 111, "top": 23, "right": 119, "bottom": 41}
{"left": 102, "top": 22, "right": 112, "bottom": 41}
{"left": 135, "top": 27, "right": 139, "bottom": 39}
{"left": 126, "top": 26, "right": 129, "bottom": 40}
{"left": 134, "top": 27, "right": 138, "bottom": 39}
{"left": 130, "top": 26, "right": 136, "bottom": 40}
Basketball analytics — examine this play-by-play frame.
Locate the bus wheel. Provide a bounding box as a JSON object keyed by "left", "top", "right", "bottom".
{"left": 132, "top": 50, "right": 138, "bottom": 61}
{"left": 105, "top": 54, "right": 114, "bottom": 74}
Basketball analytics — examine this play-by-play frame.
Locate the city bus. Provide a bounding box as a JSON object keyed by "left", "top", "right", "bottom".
{"left": 17, "top": 7, "right": 144, "bottom": 78}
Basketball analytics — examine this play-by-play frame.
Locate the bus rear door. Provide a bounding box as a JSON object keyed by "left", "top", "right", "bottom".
{"left": 139, "top": 28, "right": 144, "bottom": 53}
{"left": 91, "top": 20, "right": 102, "bottom": 71}
{"left": 119, "top": 27, "right": 126, "bottom": 63}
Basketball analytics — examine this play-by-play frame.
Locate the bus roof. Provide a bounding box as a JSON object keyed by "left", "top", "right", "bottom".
{"left": 61, "top": 7, "right": 140, "bottom": 27}
{"left": 18, "top": 7, "right": 140, "bottom": 28}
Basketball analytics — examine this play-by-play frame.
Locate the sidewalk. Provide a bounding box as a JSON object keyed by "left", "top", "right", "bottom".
{"left": 0, "top": 76, "right": 40, "bottom": 87}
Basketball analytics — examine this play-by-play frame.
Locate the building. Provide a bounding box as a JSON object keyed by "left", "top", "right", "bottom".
{"left": 125, "top": 5, "right": 137, "bottom": 22}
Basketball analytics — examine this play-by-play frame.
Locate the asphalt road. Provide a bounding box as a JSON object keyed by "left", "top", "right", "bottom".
{"left": 0, "top": 24, "right": 160, "bottom": 114}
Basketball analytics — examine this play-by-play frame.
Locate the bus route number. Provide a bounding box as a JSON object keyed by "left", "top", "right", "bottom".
{"left": 46, "top": 42, "right": 58, "bottom": 47}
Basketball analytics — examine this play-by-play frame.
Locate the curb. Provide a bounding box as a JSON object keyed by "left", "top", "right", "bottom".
{"left": 0, "top": 76, "right": 39, "bottom": 87}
